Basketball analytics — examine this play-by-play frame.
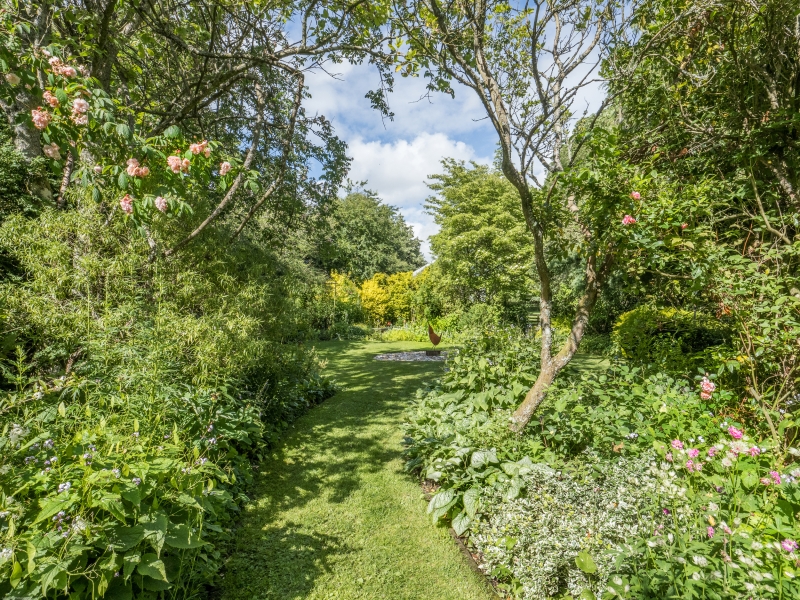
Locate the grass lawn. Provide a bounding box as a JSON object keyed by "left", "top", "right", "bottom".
{"left": 219, "top": 340, "right": 496, "bottom": 600}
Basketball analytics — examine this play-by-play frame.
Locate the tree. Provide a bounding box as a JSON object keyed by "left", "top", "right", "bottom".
{"left": 426, "top": 159, "right": 537, "bottom": 319}
{"left": 312, "top": 191, "right": 425, "bottom": 281}
{"left": 393, "top": 0, "right": 639, "bottom": 430}
{"left": 0, "top": 0, "right": 395, "bottom": 253}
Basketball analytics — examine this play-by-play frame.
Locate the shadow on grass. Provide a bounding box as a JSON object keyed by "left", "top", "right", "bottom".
{"left": 219, "top": 342, "right": 445, "bottom": 599}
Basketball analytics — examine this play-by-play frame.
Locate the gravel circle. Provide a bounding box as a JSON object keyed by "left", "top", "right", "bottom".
{"left": 374, "top": 351, "right": 448, "bottom": 362}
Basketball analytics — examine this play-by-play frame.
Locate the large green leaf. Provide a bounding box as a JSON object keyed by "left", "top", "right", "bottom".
{"left": 463, "top": 487, "right": 480, "bottom": 519}
{"left": 141, "top": 513, "right": 168, "bottom": 556}
{"left": 452, "top": 510, "right": 471, "bottom": 536}
{"left": 575, "top": 551, "right": 597, "bottom": 574}
{"left": 108, "top": 525, "right": 145, "bottom": 552}
{"left": 137, "top": 553, "right": 168, "bottom": 582}
{"left": 427, "top": 488, "right": 455, "bottom": 514}
{"left": 165, "top": 523, "right": 205, "bottom": 549}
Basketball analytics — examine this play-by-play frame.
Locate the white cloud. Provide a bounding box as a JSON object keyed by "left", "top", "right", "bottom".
{"left": 346, "top": 133, "right": 491, "bottom": 259}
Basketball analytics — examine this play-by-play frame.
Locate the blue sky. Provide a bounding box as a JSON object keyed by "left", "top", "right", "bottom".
{"left": 305, "top": 62, "right": 497, "bottom": 259}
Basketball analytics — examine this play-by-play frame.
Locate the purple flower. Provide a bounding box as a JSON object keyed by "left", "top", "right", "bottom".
{"left": 782, "top": 539, "right": 799, "bottom": 553}
{"left": 44, "top": 439, "right": 54, "bottom": 449}
{"left": 761, "top": 476, "right": 772, "bottom": 486}
{"left": 665, "top": 452, "right": 673, "bottom": 462}
{"left": 57, "top": 482, "right": 71, "bottom": 493}
{"left": 728, "top": 426, "right": 743, "bottom": 440}
{"left": 663, "top": 508, "right": 671, "bottom": 515}
{"left": 771, "top": 470, "right": 782, "bottom": 485}
{"left": 708, "top": 447, "right": 717, "bottom": 457}
{"left": 671, "top": 439, "right": 684, "bottom": 450}
{"left": 707, "top": 526, "right": 715, "bottom": 538}
{"left": 132, "top": 477, "right": 142, "bottom": 486}
{"left": 749, "top": 447, "right": 761, "bottom": 457}
{"left": 687, "top": 448, "right": 699, "bottom": 459}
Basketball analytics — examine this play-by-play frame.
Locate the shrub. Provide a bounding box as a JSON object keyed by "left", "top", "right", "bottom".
{"left": 612, "top": 306, "right": 732, "bottom": 374}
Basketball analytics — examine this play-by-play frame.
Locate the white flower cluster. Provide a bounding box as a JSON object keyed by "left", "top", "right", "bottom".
{"left": 470, "top": 454, "right": 660, "bottom": 599}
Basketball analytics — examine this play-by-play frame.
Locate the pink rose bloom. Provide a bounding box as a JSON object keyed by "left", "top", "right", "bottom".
{"left": 4, "top": 73, "right": 20, "bottom": 86}
{"left": 48, "top": 57, "right": 63, "bottom": 69}
{"left": 687, "top": 448, "right": 699, "bottom": 459}
{"left": 771, "top": 470, "right": 782, "bottom": 485}
{"left": 749, "top": 447, "right": 761, "bottom": 457}
{"left": 60, "top": 66, "right": 77, "bottom": 78}
{"left": 622, "top": 214, "right": 637, "bottom": 225}
{"left": 700, "top": 377, "right": 716, "bottom": 394}
{"left": 219, "top": 161, "right": 232, "bottom": 176}
{"left": 167, "top": 155, "right": 182, "bottom": 174}
{"left": 707, "top": 526, "right": 715, "bottom": 538}
{"left": 119, "top": 194, "right": 134, "bottom": 215}
{"left": 189, "top": 140, "right": 208, "bottom": 155}
{"left": 728, "top": 426, "right": 743, "bottom": 440}
{"left": 707, "top": 447, "right": 717, "bottom": 457}
{"left": 43, "top": 90, "right": 59, "bottom": 107}
{"left": 204, "top": 147, "right": 211, "bottom": 158}
{"left": 31, "top": 107, "right": 51, "bottom": 130}
{"left": 782, "top": 539, "right": 798, "bottom": 553}
{"left": 181, "top": 158, "right": 190, "bottom": 172}
{"left": 671, "top": 439, "right": 684, "bottom": 450}
{"left": 93, "top": 165, "right": 103, "bottom": 174}
{"left": 761, "top": 477, "right": 772, "bottom": 486}
{"left": 665, "top": 452, "right": 673, "bottom": 462}
{"left": 126, "top": 158, "right": 140, "bottom": 176}
{"left": 630, "top": 191, "right": 641, "bottom": 200}
{"left": 700, "top": 391, "right": 712, "bottom": 400}
{"left": 138, "top": 166, "right": 150, "bottom": 177}
{"left": 72, "top": 98, "right": 89, "bottom": 114}
{"left": 42, "top": 142, "right": 61, "bottom": 160}
{"left": 155, "top": 196, "right": 167, "bottom": 213}
{"left": 71, "top": 113, "right": 88, "bottom": 126}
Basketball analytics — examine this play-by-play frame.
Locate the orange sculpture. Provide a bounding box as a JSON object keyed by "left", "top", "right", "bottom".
{"left": 428, "top": 324, "right": 442, "bottom": 347}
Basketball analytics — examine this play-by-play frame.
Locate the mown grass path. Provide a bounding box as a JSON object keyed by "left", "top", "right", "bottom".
{"left": 219, "top": 340, "right": 495, "bottom": 600}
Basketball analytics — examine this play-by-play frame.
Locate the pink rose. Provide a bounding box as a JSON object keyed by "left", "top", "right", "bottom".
{"left": 71, "top": 113, "right": 88, "bottom": 126}
{"left": 138, "top": 166, "right": 149, "bottom": 177}
{"left": 72, "top": 98, "right": 89, "bottom": 114}
{"left": 155, "top": 196, "right": 167, "bottom": 213}
{"left": 700, "top": 391, "right": 712, "bottom": 400}
{"left": 189, "top": 140, "right": 208, "bottom": 155}
{"left": 119, "top": 194, "right": 134, "bottom": 215}
{"left": 630, "top": 191, "right": 641, "bottom": 200}
{"left": 622, "top": 214, "right": 637, "bottom": 225}
{"left": 700, "top": 377, "right": 716, "bottom": 394}
{"left": 204, "top": 147, "right": 211, "bottom": 158}
{"left": 167, "top": 155, "right": 183, "bottom": 174}
{"left": 43, "top": 90, "right": 59, "bottom": 107}
{"left": 126, "top": 158, "right": 140, "bottom": 176}
{"left": 219, "top": 161, "right": 232, "bottom": 176}
{"left": 181, "top": 158, "right": 190, "bottom": 172}
{"left": 31, "top": 107, "right": 51, "bottom": 130}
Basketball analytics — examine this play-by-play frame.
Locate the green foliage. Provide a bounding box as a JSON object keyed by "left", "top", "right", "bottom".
{"left": 311, "top": 191, "right": 425, "bottom": 282}
{"left": 612, "top": 306, "right": 732, "bottom": 375}
{"left": 426, "top": 160, "right": 537, "bottom": 321}
{"left": 0, "top": 203, "right": 336, "bottom": 597}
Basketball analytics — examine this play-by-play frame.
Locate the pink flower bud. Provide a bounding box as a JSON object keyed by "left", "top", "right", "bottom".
{"left": 681, "top": 223, "right": 688, "bottom": 230}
